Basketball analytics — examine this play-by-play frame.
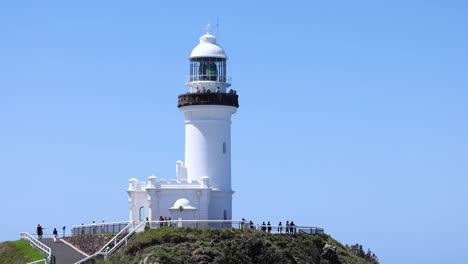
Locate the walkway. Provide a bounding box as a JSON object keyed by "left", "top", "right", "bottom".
{"left": 41, "top": 238, "right": 86, "bottom": 264}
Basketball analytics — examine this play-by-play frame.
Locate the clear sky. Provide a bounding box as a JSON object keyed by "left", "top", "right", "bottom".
{"left": 1, "top": 0, "right": 467, "bottom": 263}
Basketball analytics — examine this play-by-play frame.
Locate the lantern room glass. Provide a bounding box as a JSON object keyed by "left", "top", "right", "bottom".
{"left": 190, "top": 58, "right": 226, "bottom": 82}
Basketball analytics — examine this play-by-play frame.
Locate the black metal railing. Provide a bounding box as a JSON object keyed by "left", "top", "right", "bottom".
{"left": 178, "top": 92, "right": 239, "bottom": 108}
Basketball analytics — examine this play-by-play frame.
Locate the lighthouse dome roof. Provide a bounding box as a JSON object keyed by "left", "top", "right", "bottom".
{"left": 190, "top": 33, "right": 228, "bottom": 59}
{"left": 171, "top": 198, "right": 197, "bottom": 210}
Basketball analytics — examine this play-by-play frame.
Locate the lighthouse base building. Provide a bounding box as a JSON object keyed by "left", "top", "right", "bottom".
{"left": 127, "top": 162, "right": 232, "bottom": 225}
{"left": 127, "top": 30, "right": 238, "bottom": 226}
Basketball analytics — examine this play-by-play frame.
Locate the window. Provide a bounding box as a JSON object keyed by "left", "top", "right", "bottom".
{"left": 190, "top": 58, "right": 226, "bottom": 82}
{"left": 223, "top": 142, "right": 226, "bottom": 154}
{"left": 139, "top": 207, "right": 145, "bottom": 221}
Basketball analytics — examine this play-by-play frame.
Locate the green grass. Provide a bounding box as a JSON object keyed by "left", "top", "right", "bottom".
{"left": 0, "top": 240, "right": 45, "bottom": 264}
{"left": 97, "top": 227, "right": 378, "bottom": 264}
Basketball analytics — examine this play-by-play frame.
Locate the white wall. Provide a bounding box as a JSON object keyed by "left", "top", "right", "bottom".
{"left": 181, "top": 105, "right": 237, "bottom": 192}
{"left": 209, "top": 190, "right": 233, "bottom": 221}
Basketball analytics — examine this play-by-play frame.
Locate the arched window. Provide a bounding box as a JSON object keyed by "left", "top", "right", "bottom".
{"left": 139, "top": 207, "right": 145, "bottom": 221}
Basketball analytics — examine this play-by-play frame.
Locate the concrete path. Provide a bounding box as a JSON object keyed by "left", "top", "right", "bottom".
{"left": 41, "top": 238, "right": 86, "bottom": 264}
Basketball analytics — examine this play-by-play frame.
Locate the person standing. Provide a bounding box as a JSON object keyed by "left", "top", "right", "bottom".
{"left": 267, "top": 221, "right": 272, "bottom": 233}
{"left": 290, "top": 221, "right": 296, "bottom": 234}
{"left": 159, "top": 216, "right": 164, "bottom": 228}
{"left": 37, "top": 224, "right": 43, "bottom": 239}
{"left": 52, "top": 228, "right": 58, "bottom": 242}
{"left": 286, "top": 221, "right": 290, "bottom": 234}
{"left": 278, "top": 221, "right": 283, "bottom": 234}
{"left": 92, "top": 221, "right": 97, "bottom": 234}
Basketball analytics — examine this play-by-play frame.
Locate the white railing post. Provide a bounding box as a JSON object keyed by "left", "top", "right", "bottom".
{"left": 20, "top": 232, "right": 51, "bottom": 264}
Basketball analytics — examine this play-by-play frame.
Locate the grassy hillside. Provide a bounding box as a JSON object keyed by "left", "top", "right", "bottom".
{"left": 0, "top": 240, "right": 45, "bottom": 264}
{"left": 98, "top": 227, "right": 378, "bottom": 264}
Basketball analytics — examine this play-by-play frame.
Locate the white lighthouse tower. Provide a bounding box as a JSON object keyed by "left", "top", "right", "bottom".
{"left": 127, "top": 29, "right": 239, "bottom": 225}
{"left": 178, "top": 30, "right": 239, "bottom": 220}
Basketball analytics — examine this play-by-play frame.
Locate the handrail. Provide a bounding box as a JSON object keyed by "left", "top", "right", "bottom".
{"left": 73, "top": 221, "right": 137, "bottom": 264}
{"left": 20, "top": 232, "right": 52, "bottom": 264}
{"left": 185, "top": 75, "right": 231, "bottom": 84}
{"left": 96, "top": 221, "right": 135, "bottom": 253}
{"left": 72, "top": 252, "right": 95, "bottom": 264}
{"left": 26, "top": 260, "right": 47, "bottom": 264}
{"left": 105, "top": 220, "right": 146, "bottom": 255}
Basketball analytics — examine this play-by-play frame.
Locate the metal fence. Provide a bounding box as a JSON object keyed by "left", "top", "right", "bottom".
{"left": 147, "top": 219, "right": 243, "bottom": 229}
{"left": 145, "top": 220, "right": 324, "bottom": 235}
{"left": 71, "top": 221, "right": 131, "bottom": 236}
{"left": 71, "top": 220, "right": 324, "bottom": 236}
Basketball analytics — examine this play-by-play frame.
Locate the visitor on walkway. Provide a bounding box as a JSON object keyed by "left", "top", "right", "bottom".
{"left": 267, "top": 221, "right": 272, "bottom": 233}
{"left": 278, "top": 221, "right": 283, "bottom": 234}
{"left": 53, "top": 228, "right": 58, "bottom": 242}
{"left": 286, "top": 221, "right": 290, "bottom": 234}
{"left": 92, "top": 221, "right": 97, "bottom": 234}
{"left": 261, "top": 222, "right": 266, "bottom": 232}
{"left": 37, "top": 224, "right": 43, "bottom": 239}
{"left": 290, "top": 221, "right": 296, "bottom": 234}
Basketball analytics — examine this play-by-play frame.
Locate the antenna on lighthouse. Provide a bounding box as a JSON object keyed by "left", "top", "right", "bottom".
{"left": 203, "top": 24, "right": 212, "bottom": 34}
{"left": 203, "top": 19, "right": 220, "bottom": 37}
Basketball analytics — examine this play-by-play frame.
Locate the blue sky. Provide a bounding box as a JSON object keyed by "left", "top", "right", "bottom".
{"left": 1, "top": 0, "right": 467, "bottom": 263}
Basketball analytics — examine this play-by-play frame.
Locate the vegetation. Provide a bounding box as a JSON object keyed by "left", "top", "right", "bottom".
{"left": 98, "top": 227, "right": 378, "bottom": 264}
{"left": 0, "top": 240, "right": 45, "bottom": 264}
{"left": 346, "top": 243, "right": 378, "bottom": 262}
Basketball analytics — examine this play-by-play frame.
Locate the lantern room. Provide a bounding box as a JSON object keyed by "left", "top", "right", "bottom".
{"left": 186, "top": 33, "right": 231, "bottom": 92}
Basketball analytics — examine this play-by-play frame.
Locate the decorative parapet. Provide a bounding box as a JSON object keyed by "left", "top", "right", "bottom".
{"left": 128, "top": 178, "right": 146, "bottom": 191}
{"left": 178, "top": 92, "right": 239, "bottom": 108}
{"left": 130, "top": 176, "right": 212, "bottom": 191}
{"left": 201, "top": 176, "right": 210, "bottom": 188}
{"left": 147, "top": 175, "right": 158, "bottom": 189}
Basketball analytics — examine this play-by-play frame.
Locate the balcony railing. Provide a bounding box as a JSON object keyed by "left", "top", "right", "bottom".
{"left": 186, "top": 75, "right": 231, "bottom": 84}
{"left": 178, "top": 92, "right": 239, "bottom": 108}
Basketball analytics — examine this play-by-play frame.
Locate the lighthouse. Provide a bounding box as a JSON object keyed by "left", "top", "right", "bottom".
{"left": 127, "top": 29, "right": 239, "bottom": 224}
{"left": 178, "top": 31, "right": 239, "bottom": 220}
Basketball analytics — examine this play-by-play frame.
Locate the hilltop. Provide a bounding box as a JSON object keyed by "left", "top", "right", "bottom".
{"left": 0, "top": 240, "right": 44, "bottom": 264}
{"left": 97, "top": 227, "right": 378, "bottom": 264}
